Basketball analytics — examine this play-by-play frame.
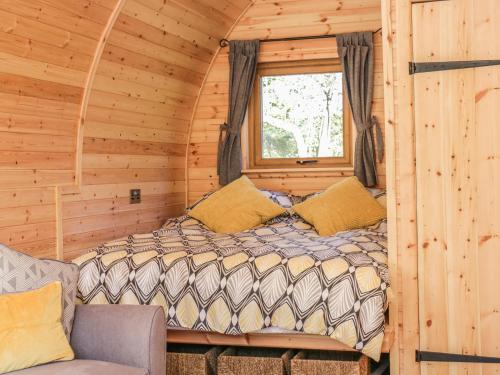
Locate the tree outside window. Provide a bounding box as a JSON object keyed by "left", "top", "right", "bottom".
{"left": 261, "top": 72, "right": 344, "bottom": 159}
{"left": 249, "top": 59, "right": 351, "bottom": 169}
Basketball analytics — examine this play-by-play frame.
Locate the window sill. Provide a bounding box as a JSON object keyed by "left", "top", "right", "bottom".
{"left": 242, "top": 167, "right": 354, "bottom": 174}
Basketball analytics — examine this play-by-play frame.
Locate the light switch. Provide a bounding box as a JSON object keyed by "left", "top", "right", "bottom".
{"left": 130, "top": 189, "right": 141, "bottom": 204}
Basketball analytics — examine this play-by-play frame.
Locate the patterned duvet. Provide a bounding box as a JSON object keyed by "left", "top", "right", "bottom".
{"left": 74, "top": 213, "right": 389, "bottom": 360}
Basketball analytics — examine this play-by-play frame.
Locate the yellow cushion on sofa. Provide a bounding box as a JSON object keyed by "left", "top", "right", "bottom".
{"left": 0, "top": 282, "right": 74, "bottom": 374}
{"left": 189, "top": 176, "right": 286, "bottom": 233}
{"left": 292, "top": 176, "right": 386, "bottom": 236}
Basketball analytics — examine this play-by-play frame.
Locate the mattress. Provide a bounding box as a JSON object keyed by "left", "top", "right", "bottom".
{"left": 74, "top": 213, "right": 389, "bottom": 361}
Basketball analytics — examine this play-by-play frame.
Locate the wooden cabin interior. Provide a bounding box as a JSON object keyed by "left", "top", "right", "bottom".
{"left": 0, "top": 0, "right": 498, "bottom": 374}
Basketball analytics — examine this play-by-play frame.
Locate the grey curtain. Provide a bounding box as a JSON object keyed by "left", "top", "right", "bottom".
{"left": 337, "top": 32, "right": 383, "bottom": 187}
{"left": 217, "top": 40, "right": 260, "bottom": 185}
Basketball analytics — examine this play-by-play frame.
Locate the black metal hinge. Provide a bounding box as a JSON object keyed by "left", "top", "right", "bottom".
{"left": 409, "top": 60, "right": 500, "bottom": 75}
{"left": 416, "top": 350, "right": 500, "bottom": 364}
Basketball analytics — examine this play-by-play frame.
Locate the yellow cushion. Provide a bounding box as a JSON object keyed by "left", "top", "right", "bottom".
{"left": 292, "top": 176, "right": 386, "bottom": 236}
{"left": 0, "top": 282, "right": 74, "bottom": 374}
{"left": 189, "top": 176, "right": 286, "bottom": 233}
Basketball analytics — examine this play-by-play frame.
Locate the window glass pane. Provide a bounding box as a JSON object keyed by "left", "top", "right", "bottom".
{"left": 261, "top": 72, "right": 344, "bottom": 159}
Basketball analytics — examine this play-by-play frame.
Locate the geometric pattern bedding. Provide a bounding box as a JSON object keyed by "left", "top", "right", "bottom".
{"left": 74, "top": 213, "right": 389, "bottom": 361}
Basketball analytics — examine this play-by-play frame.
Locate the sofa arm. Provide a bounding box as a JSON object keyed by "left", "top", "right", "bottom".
{"left": 70, "top": 304, "right": 166, "bottom": 375}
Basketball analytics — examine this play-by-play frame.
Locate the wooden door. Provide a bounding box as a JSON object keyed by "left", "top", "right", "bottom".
{"left": 412, "top": 0, "right": 500, "bottom": 374}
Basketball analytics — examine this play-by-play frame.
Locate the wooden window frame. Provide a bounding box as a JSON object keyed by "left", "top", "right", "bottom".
{"left": 248, "top": 59, "right": 352, "bottom": 170}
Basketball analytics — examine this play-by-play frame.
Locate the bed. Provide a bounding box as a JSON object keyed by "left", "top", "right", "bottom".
{"left": 74, "top": 195, "right": 390, "bottom": 361}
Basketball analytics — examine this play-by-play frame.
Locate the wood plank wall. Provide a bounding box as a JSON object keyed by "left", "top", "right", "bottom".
{"left": 186, "top": 0, "right": 385, "bottom": 205}
{"left": 0, "top": 0, "right": 385, "bottom": 259}
{"left": 382, "top": 0, "right": 500, "bottom": 374}
{"left": 60, "top": 0, "right": 242, "bottom": 259}
{"left": 0, "top": 0, "right": 253, "bottom": 260}
{"left": 0, "top": 0, "right": 116, "bottom": 258}
{"left": 381, "top": 1, "right": 420, "bottom": 373}
{"left": 412, "top": 1, "right": 500, "bottom": 374}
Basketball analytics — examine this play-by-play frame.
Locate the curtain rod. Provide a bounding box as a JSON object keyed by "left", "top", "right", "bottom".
{"left": 219, "top": 28, "right": 382, "bottom": 48}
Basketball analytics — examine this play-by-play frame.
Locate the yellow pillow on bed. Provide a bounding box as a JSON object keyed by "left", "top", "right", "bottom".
{"left": 292, "top": 176, "right": 386, "bottom": 236}
{"left": 0, "top": 282, "right": 74, "bottom": 374}
{"left": 189, "top": 176, "right": 286, "bottom": 233}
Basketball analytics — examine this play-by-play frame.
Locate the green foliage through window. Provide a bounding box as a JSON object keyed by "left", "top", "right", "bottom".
{"left": 261, "top": 72, "right": 344, "bottom": 159}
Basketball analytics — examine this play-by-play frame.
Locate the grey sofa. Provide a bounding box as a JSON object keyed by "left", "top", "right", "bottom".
{"left": 10, "top": 304, "right": 166, "bottom": 375}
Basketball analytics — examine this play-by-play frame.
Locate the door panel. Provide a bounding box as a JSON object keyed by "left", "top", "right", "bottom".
{"left": 412, "top": 1, "right": 500, "bottom": 374}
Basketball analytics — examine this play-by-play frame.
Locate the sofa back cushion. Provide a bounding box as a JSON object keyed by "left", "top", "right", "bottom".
{"left": 0, "top": 244, "right": 79, "bottom": 338}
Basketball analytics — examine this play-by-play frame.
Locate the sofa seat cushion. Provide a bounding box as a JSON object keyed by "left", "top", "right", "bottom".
{"left": 8, "top": 360, "right": 148, "bottom": 375}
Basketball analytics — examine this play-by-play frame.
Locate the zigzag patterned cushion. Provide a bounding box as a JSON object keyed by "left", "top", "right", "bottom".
{"left": 0, "top": 244, "right": 79, "bottom": 339}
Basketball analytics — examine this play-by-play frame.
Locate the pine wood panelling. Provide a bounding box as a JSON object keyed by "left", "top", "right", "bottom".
{"left": 0, "top": 0, "right": 116, "bottom": 256}
{"left": 111, "top": 13, "right": 214, "bottom": 63}
{"left": 83, "top": 138, "right": 186, "bottom": 156}
{"left": 83, "top": 122, "right": 188, "bottom": 144}
{"left": 0, "top": 0, "right": 253, "bottom": 258}
{"left": 82, "top": 154, "right": 185, "bottom": 169}
{"left": 413, "top": 4, "right": 470, "bottom": 373}
{"left": 382, "top": 1, "right": 500, "bottom": 374}
{"left": 380, "top": 1, "right": 402, "bottom": 374}
{"left": 63, "top": 205, "right": 180, "bottom": 237}
{"left": 62, "top": 181, "right": 184, "bottom": 203}
{"left": 61, "top": 185, "right": 184, "bottom": 261}
{"left": 0, "top": 92, "right": 80, "bottom": 120}
{"left": 89, "top": 89, "right": 194, "bottom": 119}
{"left": 0, "top": 3, "right": 496, "bottom": 374}
{"left": 380, "top": 1, "right": 420, "bottom": 373}
{"left": 187, "top": 0, "right": 384, "bottom": 203}
{"left": 0, "top": 73, "right": 83, "bottom": 103}
{"left": 63, "top": 193, "right": 184, "bottom": 219}
{"left": 0, "top": 132, "right": 74, "bottom": 153}
{"left": 0, "top": 187, "right": 57, "bottom": 258}
{"left": 85, "top": 106, "right": 191, "bottom": 130}
{"left": 412, "top": 1, "right": 500, "bottom": 374}
{"left": 0, "top": 25, "right": 92, "bottom": 71}
{"left": 231, "top": 0, "right": 381, "bottom": 40}
{"left": 0, "top": 0, "right": 106, "bottom": 40}
{"left": 60, "top": 0, "right": 254, "bottom": 258}
{"left": 475, "top": 3, "right": 500, "bottom": 367}
{"left": 0, "top": 9, "right": 99, "bottom": 55}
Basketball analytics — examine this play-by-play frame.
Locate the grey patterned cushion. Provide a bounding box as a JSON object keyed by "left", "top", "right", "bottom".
{"left": 259, "top": 189, "right": 302, "bottom": 208}
{"left": 189, "top": 189, "right": 301, "bottom": 210}
{"left": 0, "top": 244, "right": 79, "bottom": 338}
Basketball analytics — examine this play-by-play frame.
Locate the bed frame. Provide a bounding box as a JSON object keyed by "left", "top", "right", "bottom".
{"left": 167, "top": 326, "right": 394, "bottom": 353}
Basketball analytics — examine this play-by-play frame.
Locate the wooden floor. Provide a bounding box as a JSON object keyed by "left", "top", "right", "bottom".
{"left": 167, "top": 326, "right": 394, "bottom": 353}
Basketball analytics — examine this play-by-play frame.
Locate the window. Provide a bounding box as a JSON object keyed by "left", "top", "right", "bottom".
{"left": 248, "top": 59, "right": 351, "bottom": 169}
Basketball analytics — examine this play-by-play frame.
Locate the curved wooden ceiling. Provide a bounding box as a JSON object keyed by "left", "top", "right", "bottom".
{"left": 0, "top": 0, "right": 382, "bottom": 259}
{"left": 186, "top": 0, "right": 384, "bottom": 203}
{"left": 0, "top": 0, "right": 253, "bottom": 186}
{"left": 0, "top": 0, "right": 253, "bottom": 258}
